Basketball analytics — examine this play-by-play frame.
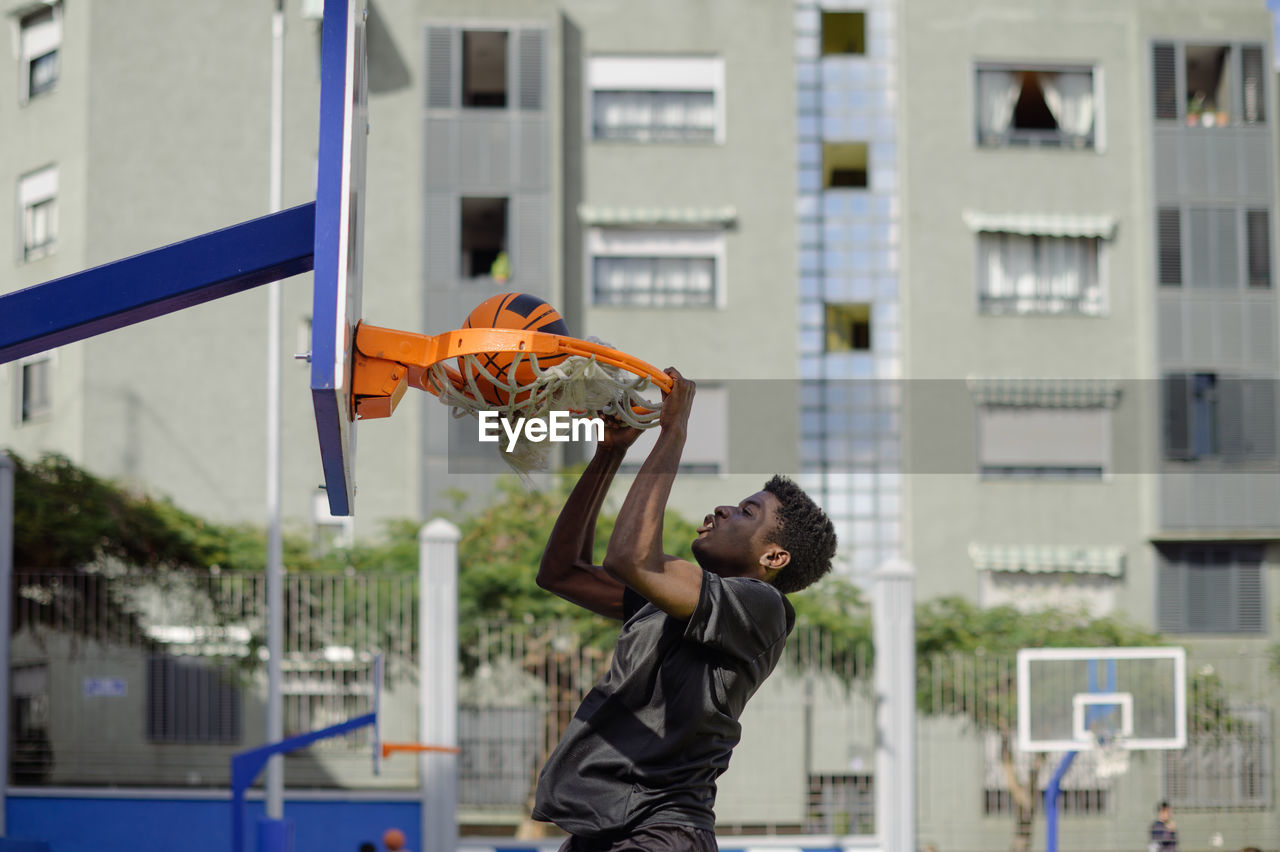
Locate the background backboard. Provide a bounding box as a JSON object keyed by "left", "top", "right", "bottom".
{"left": 1017, "top": 646, "right": 1187, "bottom": 753}
{"left": 312, "top": 0, "right": 369, "bottom": 516}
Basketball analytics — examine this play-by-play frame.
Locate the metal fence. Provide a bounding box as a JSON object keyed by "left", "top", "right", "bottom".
{"left": 9, "top": 568, "right": 1279, "bottom": 847}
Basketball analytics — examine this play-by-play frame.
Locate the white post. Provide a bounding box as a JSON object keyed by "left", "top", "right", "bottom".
{"left": 0, "top": 452, "right": 13, "bottom": 838}
{"left": 264, "top": 0, "right": 287, "bottom": 825}
{"left": 874, "top": 558, "right": 916, "bottom": 852}
{"left": 419, "top": 519, "right": 459, "bottom": 852}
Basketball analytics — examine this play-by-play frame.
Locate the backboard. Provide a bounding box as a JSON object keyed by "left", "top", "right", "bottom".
{"left": 1017, "top": 647, "right": 1187, "bottom": 753}
{"left": 312, "top": 0, "right": 368, "bottom": 516}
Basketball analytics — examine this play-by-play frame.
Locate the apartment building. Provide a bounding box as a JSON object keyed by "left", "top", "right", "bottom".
{"left": 895, "top": 0, "right": 1278, "bottom": 845}
{"left": 0, "top": 0, "right": 798, "bottom": 536}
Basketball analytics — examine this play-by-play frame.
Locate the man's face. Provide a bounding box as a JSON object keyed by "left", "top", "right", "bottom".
{"left": 690, "top": 490, "right": 783, "bottom": 578}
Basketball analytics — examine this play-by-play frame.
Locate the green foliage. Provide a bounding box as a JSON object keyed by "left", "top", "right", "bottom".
{"left": 790, "top": 575, "right": 872, "bottom": 674}
{"left": 915, "top": 597, "right": 1161, "bottom": 728}
{"left": 451, "top": 472, "right": 702, "bottom": 669}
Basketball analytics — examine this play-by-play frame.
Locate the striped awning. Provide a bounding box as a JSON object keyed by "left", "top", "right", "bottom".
{"left": 967, "top": 377, "right": 1122, "bottom": 408}
{"left": 578, "top": 204, "right": 737, "bottom": 228}
{"left": 969, "top": 544, "right": 1126, "bottom": 577}
{"left": 962, "top": 210, "right": 1117, "bottom": 239}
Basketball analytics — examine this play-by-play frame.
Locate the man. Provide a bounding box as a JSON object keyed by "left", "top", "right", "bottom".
{"left": 1149, "top": 801, "right": 1178, "bottom": 852}
{"left": 532, "top": 369, "right": 838, "bottom": 851}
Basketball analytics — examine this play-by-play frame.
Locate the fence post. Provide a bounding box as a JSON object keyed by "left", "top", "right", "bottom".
{"left": 874, "top": 557, "right": 915, "bottom": 852}
{"left": 419, "top": 519, "right": 459, "bottom": 852}
{"left": 0, "top": 452, "right": 12, "bottom": 838}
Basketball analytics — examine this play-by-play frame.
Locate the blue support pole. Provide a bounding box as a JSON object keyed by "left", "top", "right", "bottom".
{"left": 1044, "top": 750, "right": 1077, "bottom": 852}
{"left": 0, "top": 203, "right": 315, "bottom": 364}
{"left": 230, "top": 711, "right": 375, "bottom": 852}
{"left": 1046, "top": 659, "right": 1118, "bottom": 852}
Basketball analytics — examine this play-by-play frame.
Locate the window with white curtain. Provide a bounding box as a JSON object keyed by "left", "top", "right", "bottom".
{"left": 976, "top": 66, "right": 1096, "bottom": 148}
{"left": 977, "top": 232, "right": 1103, "bottom": 315}
{"left": 19, "top": 165, "right": 58, "bottom": 262}
{"left": 589, "top": 228, "right": 724, "bottom": 308}
{"left": 588, "top": 56, "right": 724, "bottom": 143}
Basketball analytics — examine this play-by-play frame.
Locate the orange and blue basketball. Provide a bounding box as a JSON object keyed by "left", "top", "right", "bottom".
{"left": 462, "top": 292, "right": 570, "bottom": 406}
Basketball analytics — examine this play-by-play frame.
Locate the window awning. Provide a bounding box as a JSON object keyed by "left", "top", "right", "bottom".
{"left": 967, "top": 377, "right": 1122, "bottom": 408}
{"left": 578, "top": 204, "right": 737, "bottom": 228}
{"left": 969, "top": 544, "right": 1126, "bottom": 577}
{"left": 962, "top": 210, "right": 1117, "bottom": 239}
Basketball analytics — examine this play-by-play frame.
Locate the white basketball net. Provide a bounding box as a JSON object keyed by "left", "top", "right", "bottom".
{"left": 1091, "top": 732, "right": 1131, "bottom": 779}
{"left": 425, "top": 339, "right": 663, "bottom": 474}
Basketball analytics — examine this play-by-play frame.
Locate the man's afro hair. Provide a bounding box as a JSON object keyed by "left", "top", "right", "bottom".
{"left": 762, "top": 475, "right": 837, "bottom": 594}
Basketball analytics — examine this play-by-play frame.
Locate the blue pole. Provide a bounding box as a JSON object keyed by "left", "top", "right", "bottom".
{"left": 1044, "top": 750, "right": 1077, "bottom": 852}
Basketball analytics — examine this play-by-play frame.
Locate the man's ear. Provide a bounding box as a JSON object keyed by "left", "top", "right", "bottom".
{"left": 759, "top": 545, "right": 790, "bottom": 571}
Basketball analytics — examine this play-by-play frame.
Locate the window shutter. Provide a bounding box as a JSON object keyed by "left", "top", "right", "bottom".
{"left": 1157, "top": 207, "right": 1182, "bottom": 286}
{"left": 1245, "top": 209, "right": 1271, "bottom": 288}
{"left": 426, "top": 27, "right": 454, "bottom": 109}
{"left": 1156, "top": 548, "right": 1186, "bottom": 632}
{"left": 1240, "top": 45, "right": 1265, "bottom": 124}
{"left": 1243, "top": 377, "right": 1277, "bottom": 460}
{"left": 1153, "top": 43, "right": 1178, "bottom": 121}
{"left": 1163, "top": 374, "right": 1192, "bottom": 460}
{"left": 1217, "top": 377, "right": 1247, "bottom": 461}
{"left": 1211, "top": 208, "right": 1239, "bottom": 287}
{"left": 1235, "top": 554, "right": 1265, "bottom": 632}
{"left": 517, "top": 29, "right": 545, "bottom": 111}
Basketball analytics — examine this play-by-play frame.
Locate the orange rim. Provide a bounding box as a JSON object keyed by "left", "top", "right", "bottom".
{"left": 356, "top": 324, "right": 674, "bottom": 396}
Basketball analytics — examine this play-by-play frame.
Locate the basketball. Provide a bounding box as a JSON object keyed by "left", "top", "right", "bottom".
{"left": 462, "top": 292, "right": 571, "bottom": 406}
{"left": 382, "top": 828, "right": 406, "bottom": 850}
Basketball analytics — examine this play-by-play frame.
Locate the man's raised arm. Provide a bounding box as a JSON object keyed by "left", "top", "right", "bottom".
{"left": 602, "top": 369, "right": 704, "bottom": 620}
{"left": 536, "top": 417, "right": 640, "bottom": 620}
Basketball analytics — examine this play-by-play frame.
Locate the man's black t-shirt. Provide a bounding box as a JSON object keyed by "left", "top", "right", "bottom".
{"left": 532, "top": 571, "right": 796, "bottom": 839}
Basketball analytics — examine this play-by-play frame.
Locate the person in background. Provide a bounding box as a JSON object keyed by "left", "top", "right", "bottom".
{"left": 1148, "top": 801, "right": 1178, "bottom": 852}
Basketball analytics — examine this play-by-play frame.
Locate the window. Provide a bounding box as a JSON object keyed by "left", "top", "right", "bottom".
{"left": 976, "top": 67, "right": 1096, "bottom": 148}
{"left": 17, "top": 3, "right": 61, "bottom": 103}
{"left": 19, "top": 165, "right": 58, "bottom": 262}
{"left": 978, "top": 407, "right": 1110, "bottom": 478}
{"left": 821, "top": 12, "right": 866, "bottom": 56}
{"left": 822, "top": 143, "right": 869, "bottom": 189}
{"left": 460, "top": 196, "right": 507, "bottom": 279}
{"left": 617, "top": 384, "right": 728, "bottom": 474}
{"left": 1152, "top": 42, "right": 1267, "bottom": 126}
{"left": 588, "top": 56, "right": 724, "bottom": 143}
{"left": 589, "top": 228, "right": 723, "bottom": 308}
{"left": 12, "top": 663, "right": 51, "bottom": 784}
{"left": 16, "top": 352, "right": 52, "bottom": 423}
{"left": 806, "top": 774, "right": 873, "bottom": 834}
{"left": 462, "top": 30, "right": 507, "bottom": 108}
{"left": 1156, "top": 544, "right": 1265, "bottom": 634}
{"left": 1165, "top": 705, "right": 1270, "bottom": 810}
{"left": 1157, "top": 206, "right": 1271, "bottom": 290}
{"left": 1162, "top": 373, "right": 1277, "bottom": 462}
{"left": 425, "top": 26, "right": 544, "bottom": 112}
{"left": 147, "top": 656, "right": 242, "bottom": 743}
{"left": 825, "top": 303, "right": 872, "bottom": 351}
{"left": 984, "top": 733, "right": 1111, "bottom": 816}
{"left": 977, "top": 232, "right": 1103, "bottom": 315}
{"left": 283, "top": 661, "right": 370, "bottom": 745}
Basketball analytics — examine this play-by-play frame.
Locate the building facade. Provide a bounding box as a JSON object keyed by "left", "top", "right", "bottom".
{"left": 0, "top": 0, "right": 799, "bottom": 537}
